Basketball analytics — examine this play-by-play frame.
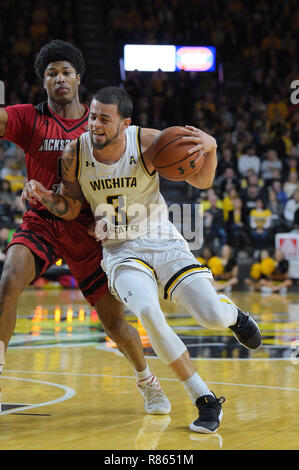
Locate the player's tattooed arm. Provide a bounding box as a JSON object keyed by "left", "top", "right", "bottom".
{"left": 59, "top": 140, "right": 84, "bottom": 207}
{"left": 22, "top": 140, "right": 84, "bottom": 220}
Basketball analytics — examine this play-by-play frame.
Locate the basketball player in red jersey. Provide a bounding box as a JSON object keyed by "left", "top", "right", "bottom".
{"left": 0, "top": 40, "right": 171, "bottom": 415}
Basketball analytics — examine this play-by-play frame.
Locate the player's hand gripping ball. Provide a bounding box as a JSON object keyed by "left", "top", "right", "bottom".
{"left": 151, "top": 126, "right": 206, "bottom": 181}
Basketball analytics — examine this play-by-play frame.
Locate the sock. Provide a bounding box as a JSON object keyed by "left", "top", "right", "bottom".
{"left": 135, "top": 364, "right": 154, "bottom": 387}
{"left": 1, "top": 341, "right": 5, "bottom": 377}
{"left": 182, "top": 372, "right": 213, "bottom": 404}
{"left": 217, "top": 294, "right": 238, "bottom": 326}
{"left": 0, "top": 340, "right": 5, "bottom": 367}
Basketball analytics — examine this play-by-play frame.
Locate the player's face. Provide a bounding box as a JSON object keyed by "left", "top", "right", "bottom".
{"left": 88, "top": 99, "right": 131, "bottom": 150}
{"left": 44, "top": 61, "right": 80, "bottom": 105}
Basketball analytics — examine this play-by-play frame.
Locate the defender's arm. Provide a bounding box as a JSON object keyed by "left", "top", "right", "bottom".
{"left": 23, "top": 140, "right": 84, "bottom": 220}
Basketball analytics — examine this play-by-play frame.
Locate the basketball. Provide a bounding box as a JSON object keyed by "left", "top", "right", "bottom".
{"left": 151, "top": 126, "right": 205, "bottom": 181}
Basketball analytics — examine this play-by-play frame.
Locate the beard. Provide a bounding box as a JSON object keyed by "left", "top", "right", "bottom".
{"left": 91, "top": 123, "right": 121, "bottom": 150}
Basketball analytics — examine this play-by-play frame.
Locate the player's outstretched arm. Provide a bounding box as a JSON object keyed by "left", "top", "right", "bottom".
{"left": 22, "top": 140, "right": 84, "bottom": 220}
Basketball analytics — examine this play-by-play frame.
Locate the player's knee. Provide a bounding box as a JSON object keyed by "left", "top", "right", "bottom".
{"left": 198, "top": 302, "right": 227, "bottom": 330}
{"left": 138, "top": 303, "right": 162, "bottom": 330}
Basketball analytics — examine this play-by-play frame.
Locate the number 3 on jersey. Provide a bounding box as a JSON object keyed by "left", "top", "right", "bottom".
{"left": 106, "top": 195, "right": 128, "bottom": 226}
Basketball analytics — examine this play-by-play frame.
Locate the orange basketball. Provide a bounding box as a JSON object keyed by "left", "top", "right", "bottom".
{"left": 151, "top": 126, "right": 204, "bottom": 181}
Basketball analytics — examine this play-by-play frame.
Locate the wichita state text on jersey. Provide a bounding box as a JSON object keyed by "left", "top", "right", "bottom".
{"left": 89, "top": 176, "right": 137, "bottom": 191}
{"left": 77, "top": 125, "right": 184, "bottom": 246}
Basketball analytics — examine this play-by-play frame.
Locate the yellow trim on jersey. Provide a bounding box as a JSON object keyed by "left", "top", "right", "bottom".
{"left": 77, "top": 135, "right": 82, "bottom": 180}
{"left": 219, "top": 298, "right": 234, "bottom": 304}
{"left": 136, "top": 126, "right": 156, "bottom": 178}
{"left": 164, "top": 266, "right": 210, "bottom": 300}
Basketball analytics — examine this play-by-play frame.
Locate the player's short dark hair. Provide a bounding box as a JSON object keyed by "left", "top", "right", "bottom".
{"left": 34, "top": 39, "right": 86, "bottom": 80}
{"left": 92, "top": 87, "right": 133, "bottom": 118}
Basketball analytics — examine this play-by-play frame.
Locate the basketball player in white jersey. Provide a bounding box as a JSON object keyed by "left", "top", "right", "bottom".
{"left": 24, "top": 87, "right": 261, "bottom": 434}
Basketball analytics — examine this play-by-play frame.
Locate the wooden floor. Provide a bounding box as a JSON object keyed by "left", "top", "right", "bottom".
{"left": 0, "top": 287, "right": 299, "bottom": 450}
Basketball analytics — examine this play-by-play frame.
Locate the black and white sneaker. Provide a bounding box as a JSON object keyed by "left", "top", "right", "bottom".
{"left": 230, "top": 308, "right": 262, "bottom": 350}
{"left": 189, "top": 393, "right": 225, "bottom": 434}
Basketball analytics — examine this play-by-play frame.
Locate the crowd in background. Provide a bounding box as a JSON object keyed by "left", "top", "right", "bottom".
{"left": 0, "top": 0, "right": 298, "bottom": 288}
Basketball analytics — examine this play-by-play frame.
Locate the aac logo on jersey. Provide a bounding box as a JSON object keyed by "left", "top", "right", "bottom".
{"left": 129, "top": 156, "right": 137, "bottom": 165}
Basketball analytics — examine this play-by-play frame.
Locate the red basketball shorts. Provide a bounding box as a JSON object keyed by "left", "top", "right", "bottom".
{"left": 7, "top": 209, "right": 109, "bottom": 305}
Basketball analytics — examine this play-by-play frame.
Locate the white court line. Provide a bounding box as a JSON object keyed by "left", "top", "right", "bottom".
{"left": 6, "top": 340, "right": 299, "bottom": 360}
{"left": 0, "top": 375, "right": 76, "bottom": 416}
{"left": 2, "top": 370, "right": 299, "bottom": 393}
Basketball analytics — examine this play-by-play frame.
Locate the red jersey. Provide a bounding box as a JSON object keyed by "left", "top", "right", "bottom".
{"left": 1, "top": 102, "right": 89, "bottom": 211}
{"left": 2, "top": 102, "right": 109, "bottom": 304}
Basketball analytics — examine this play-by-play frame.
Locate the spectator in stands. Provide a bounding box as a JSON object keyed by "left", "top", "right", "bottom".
{"left": 218, "top": 167, "right": 240, "bottom": 195}
{"left": 292, "top": 208, "right": 299, "bottom": 233}
{"left": 216, "top": 147, "right": 238, "bottom": 176}
{"left": 0, "top": 179, "right": 15, "bottom": 203}
{"left": 196, "top": 246, "right": 215, "bottom": 267}
{"left": 237, "top": 145, "right": 261, "bottom": 177}
{"left": 266, "top": 93, "right": 288, "bottom": 122}
{"left": 258, "top": 249, "right": 292, "bottom": 294}
{"left": 256, "top": 132, "right": 271, "bottom": 158}
{"left": 283, "top": 155, "right": 299, "bottom": 180}
{"left": 284, "top": 188, "right": 299, "bottom": 229}
{"left": 267, "top": 188, "right": 285, "bottom": 232}
{"left": 249, "top": 198, "right": 273, "bottom": 256}
{"left": 199, "top": 188, "right": 223, "bottom": 213}
{"left": 208, "top": 245, "right": 239, "bottom": 293}
{"left": 271, "top": 180, "right": 288, "bottom": 206}
{"left": 0, "top": 159, "right": 25, "bottom": 193}
{"left": 203, "top": 194, "right": 227, "bottom": 249}
{"left": 246, "top": 249, "right": 292, "bottom": 294}
{"left": 222, "top": 186, "right": 239, "bottom": 222}
{"left": 240, "top": 170, "right": 265, "bottom": 193}
{"left": 0, "top": 180, "right": 16, "bottom": 224}
{"left": 241, "top": 184, "right": 261, "bottom": 221}
{"left": 0, "top": 142, "right": 7, "bottom": 170}
{"left": 261, "top": 149, "right": 283, "bottom": 186}
{"left": 245, "top": 249, "right": 274, "bottom": 291}
{"left": 283, "top": 172, "right": 299, "bottom": 199}
{"left": 226, "top": 196, "right": 249, "bottom": 249}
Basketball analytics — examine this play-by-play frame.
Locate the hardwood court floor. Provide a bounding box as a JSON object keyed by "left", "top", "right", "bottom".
{"left": 0, "top": 287, "right": 299, "bottom": 450}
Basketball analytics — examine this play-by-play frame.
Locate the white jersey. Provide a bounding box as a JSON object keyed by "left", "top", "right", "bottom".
{"left": 77, "top": 125, "right": 184, "bottom": 246}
